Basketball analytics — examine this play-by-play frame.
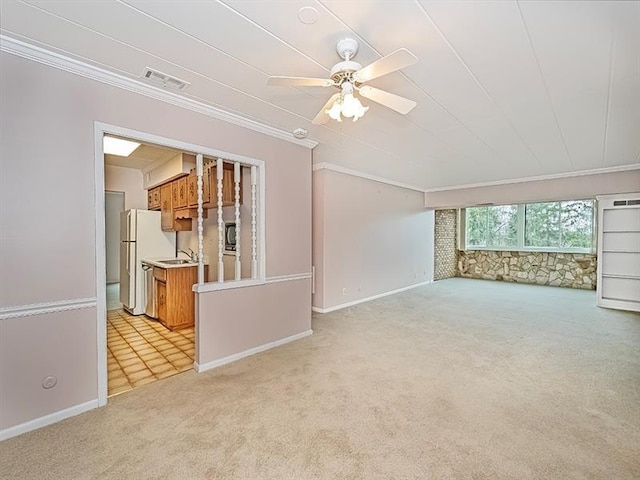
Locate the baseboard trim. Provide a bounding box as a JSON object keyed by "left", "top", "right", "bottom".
{"left": 195, "top": 329, "right": 313, "bottom": 373}
{"left": 0, "top": 399, "right": 99, "bottom": 442}
{"left": 312, "top": 281, "right": 432, "bottom": 314}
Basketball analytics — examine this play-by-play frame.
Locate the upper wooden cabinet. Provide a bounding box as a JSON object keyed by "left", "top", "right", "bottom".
{"left": 160, "top": 183, "right": 173, "bottom": 231}
{"left": 147, "top": 186, "right": 161, "bottom": 211}
{"left": 149, "top": 160, "right": 242, "bottom": 231}
{"left": 187, "top": 164, "right": 211, "bottom": 207}
{"left": 160, "top": 180, "right": 191, "bottom": 232}
{"left": 208, "top": 162, "right": 242, "bottom": 207}
{"left": 172, "top": 177, "right": 188, "bottom": 209}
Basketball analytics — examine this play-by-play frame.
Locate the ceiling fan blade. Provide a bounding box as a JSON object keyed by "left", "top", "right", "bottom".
{"left": 312, "top": 93, "right": 341, "bottom": 125}
{"left": 353, "top": 48, "right": 418, "bottom": 83}
{"left": 358, "top": 86, "right": 417, "bottom": 114}
{"left": 267, "top": 76, "right": 334, "bottom": 87}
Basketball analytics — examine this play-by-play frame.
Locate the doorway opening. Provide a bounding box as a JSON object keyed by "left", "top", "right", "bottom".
{"left": 96, "top": 122, "right": 266, "bottom": 405}
{"left": 102, "top": 133, "right": 197, "bottom": 398}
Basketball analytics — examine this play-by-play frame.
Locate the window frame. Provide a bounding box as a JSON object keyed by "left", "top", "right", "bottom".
{"left": 460, "top": 199, "right": 596, "bottom": 254}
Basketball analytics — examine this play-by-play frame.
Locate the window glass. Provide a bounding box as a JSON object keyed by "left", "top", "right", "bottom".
{"left": 465, "top": 200, "right": 593, "bottom": 252}
{"left": 487, "top": 205, "right": 518, "bottom": 248}
{"left": 466, "top": 205, "right": 517, "bottom": 248}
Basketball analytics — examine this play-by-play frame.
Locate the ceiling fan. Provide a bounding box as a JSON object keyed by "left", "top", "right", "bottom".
{"left": 267, "top": 38, "right": 418, "bottom": 125}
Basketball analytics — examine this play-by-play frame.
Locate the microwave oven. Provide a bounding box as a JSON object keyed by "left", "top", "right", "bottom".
{"left": 225, "top": 223, "right": 236, "bottom": 251}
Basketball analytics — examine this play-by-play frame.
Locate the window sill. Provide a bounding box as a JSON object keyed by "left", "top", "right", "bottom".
{"left": 462, "top": 246, "right": 594, "bottom": 255}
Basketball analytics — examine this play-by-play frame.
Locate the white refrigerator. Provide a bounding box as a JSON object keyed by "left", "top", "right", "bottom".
{"left": 120, "top": 209, "right": 175, "bottom": 315}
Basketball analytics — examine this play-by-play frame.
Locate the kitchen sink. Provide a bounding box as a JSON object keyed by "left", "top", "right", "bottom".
{"left": 158, "top": 259, "right": 194, "bottom": 265}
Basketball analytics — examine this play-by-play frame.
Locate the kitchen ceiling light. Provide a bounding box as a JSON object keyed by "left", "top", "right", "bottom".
{"left": 324, "top": 82, "right": 369, "bottom": 123}
{"left": 103, "top": 136, "right": 141, "bottom": 157}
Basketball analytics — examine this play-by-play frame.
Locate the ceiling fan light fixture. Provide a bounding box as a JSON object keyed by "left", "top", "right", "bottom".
{"left": 326, "top": 98, "right": 343, "bottom": 122}
{"left": 341, "top": 92, "right": 368, "bottom": 121}
{"left": 270, "top": 38, "right": 416, "bottom": 125}
{"left": 324, "top": 85, "right": 369, "bottom": 123}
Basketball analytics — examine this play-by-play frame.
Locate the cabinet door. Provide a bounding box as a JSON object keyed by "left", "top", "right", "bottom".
{"left": 222, "top": 164, "right": 242, "bottom": 206}
{"left": 178, "top": 177, "right": 188, "bottom": 208}
{"left": 160, "top": 183, "right": 173, "bottom": 231}
{"left": 202, "top": 164, "right": 211, "bottom": 204}
{"left": 187, "top": 170, "right": 197, "bottom": 207}
{"left": 156, "top": 280, "right": 167, "bottom": 323}
{"left": 148, "top": 187, "right": 161, "bottom": 210}
{"left": 188, "top": 167, "right": 213, "bottom": 208}
{"left": 172, "top": 177, "right": 187, "bottom": 209}
{"left": 152, "top": 187, "right": 161, "bottom": 209}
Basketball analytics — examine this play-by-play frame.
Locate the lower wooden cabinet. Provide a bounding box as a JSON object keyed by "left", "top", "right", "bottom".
{"left": 153, "top": 265, "right": 207, "bottom": 330}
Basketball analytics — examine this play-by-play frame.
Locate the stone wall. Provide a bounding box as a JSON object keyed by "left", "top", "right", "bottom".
{"left": 458, "top": 250, "right": 597, "bottom": 289}
{"left": 434, "top": 209, "right": 458, "bottom": 280}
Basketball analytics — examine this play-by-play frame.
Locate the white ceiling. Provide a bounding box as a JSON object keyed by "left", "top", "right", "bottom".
{"left": 104, "top": 139, "right": 182, "bottom": 170}
{"left": 1, "top": 0, "right": 639, "bottom": 190}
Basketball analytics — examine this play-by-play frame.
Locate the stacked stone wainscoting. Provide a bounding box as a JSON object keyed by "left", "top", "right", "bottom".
{"left": 434, "top": 209, "right": 458, "bottom": 280}
{"left": 457, "top": 251, "right": 597, "bottom": 290}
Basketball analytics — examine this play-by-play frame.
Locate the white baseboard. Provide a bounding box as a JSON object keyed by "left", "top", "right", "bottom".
{"left": 312, "top": 281, "right": 432, "bottom": 314}
{"left": 195, "top": 329, "right": 313, "bottom": 373}
{"left": 0, "top": 399, "right": 99, "bottom": 442}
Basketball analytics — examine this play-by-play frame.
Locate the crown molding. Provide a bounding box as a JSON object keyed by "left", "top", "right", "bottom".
{"left": 0, "top": 34, "right": 318, "bottom": 150}
{"left": 423, "top": 163, "right": 640, "bottom": 193}
{"left": 312, "top": 162, "right": 426, "bottom": 192}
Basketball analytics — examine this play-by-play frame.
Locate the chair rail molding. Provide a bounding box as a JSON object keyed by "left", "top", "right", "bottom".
{"left": 0, "top": 297, "right": 97, "bottom": 321}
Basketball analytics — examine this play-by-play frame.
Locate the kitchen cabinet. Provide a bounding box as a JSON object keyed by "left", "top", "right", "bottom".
{"left": 152, "top": 160, "right": 241, "bottom": 231}
{"left": 187, "top": 164, "right": 211, "bottom": 207}
{"left": 208, "top": 162, "right": 242, "bottom": 207}
{"left": 160, "top": 183, "right": 173, "bottom": 231}
{"left": 160, "top": 180, "right": 191, "bottom": 232}
{"left": 172, "top": 177, "right": 188, "bottom": 209}
{"left": 147, "top": 186, "right": 161, "bottom": 211}
{"left": 153, "top": 264, "right": 207, "bottom": 330}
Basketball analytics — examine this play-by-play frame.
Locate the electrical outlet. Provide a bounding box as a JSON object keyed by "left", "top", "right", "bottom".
{"left": 42, "top": 376, "right": 57, "bottom": 389}
{"left": 342, "top": 287, "right": 347, "bottom": 295}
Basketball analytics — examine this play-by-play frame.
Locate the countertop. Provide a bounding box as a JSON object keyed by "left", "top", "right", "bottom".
{"left": 141, "top": 258, "right": 207, "bottom": 269}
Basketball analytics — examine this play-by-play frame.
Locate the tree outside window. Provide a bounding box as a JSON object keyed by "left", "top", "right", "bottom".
{"left": 465, "top": 200, "right": 593, "bottom": 252}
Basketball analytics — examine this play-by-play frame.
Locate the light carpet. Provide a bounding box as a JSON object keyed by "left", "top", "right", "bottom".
{"left": 1, "top": 278, "right": 639, "bottom": 479}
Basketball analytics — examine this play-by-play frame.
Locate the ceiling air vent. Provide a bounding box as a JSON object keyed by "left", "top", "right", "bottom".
{"left": 613, "top": 199, "right": 640, "bottom": 206}
{"left": 141, "top": 67, "right": 190, "bottom": 91}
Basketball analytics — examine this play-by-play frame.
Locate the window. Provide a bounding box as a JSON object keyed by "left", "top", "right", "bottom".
{"left": 464, "top": 200, "right": 594, "bottom": 252}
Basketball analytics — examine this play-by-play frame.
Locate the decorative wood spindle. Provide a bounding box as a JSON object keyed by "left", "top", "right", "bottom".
{"left": 196, "top": 154, "right": 204, "bottom": 285}
{"left": 217, "top": 158, "right": 224, "bottom": 282}
{"left": 251, "top": 165, "right": 257, "bottom": 279}
{"left": 234, "top": 161, "right": 241, "bottom": 281}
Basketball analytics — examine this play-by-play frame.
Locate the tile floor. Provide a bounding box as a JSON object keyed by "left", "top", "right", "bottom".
{"left": 107, "top": 309, "right": 195, "bottom": 397}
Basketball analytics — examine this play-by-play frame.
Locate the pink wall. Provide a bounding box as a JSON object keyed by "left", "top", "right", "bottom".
{"left": 104, "top": 165, "right": 146, "bottom": 211}
{"left": 0, "top": 309, "right": 98, "bottom": 429}
{"left": 424, "top": 169, "right": 640, "bottom": 209}
{"left": 0, "top": 52, "right": 311, "bottom": 433}
{"left": 197, "top": 279, "right": 311, "bottom": 365}
{"left": 312, "top": 169, "right": 434, "bottom": 311}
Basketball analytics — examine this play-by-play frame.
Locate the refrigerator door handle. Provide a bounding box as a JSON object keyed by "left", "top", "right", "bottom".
{"left": 125, "top": 242, "right": 130, "bottom": 275}
{"left": 126, "top": 211, "right": 132, "bottom": 241}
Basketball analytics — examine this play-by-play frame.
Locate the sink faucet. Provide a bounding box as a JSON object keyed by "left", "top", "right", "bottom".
{"left": 178, "top": 248, "right": 197, "bottom": 262}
